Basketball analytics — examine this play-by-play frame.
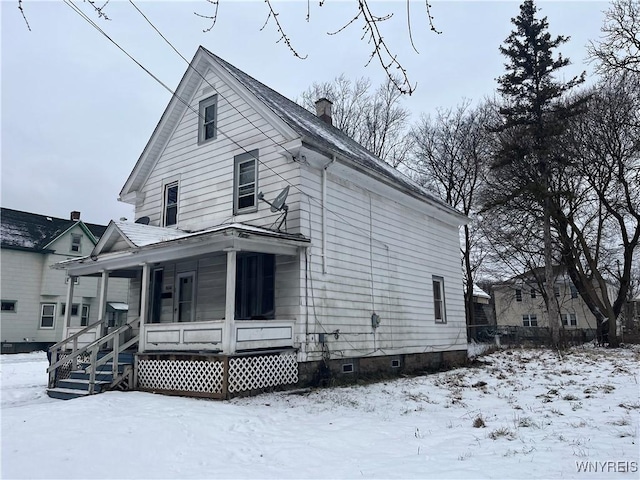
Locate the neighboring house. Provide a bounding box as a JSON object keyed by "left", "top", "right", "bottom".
{"left": 51, "top": 47, "right": 468, "bottom": 399}
{"left": 493, "top": 266, "right": 614, "bottom": 341}
{"left": 1, "top": 208, "right": 129, "bottom": 353}
{"left": 467, "top": 284, "right": 494, "bottom": 341}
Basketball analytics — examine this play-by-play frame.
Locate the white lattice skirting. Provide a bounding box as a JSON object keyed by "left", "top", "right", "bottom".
{"left": 138, "top": 359, "right": 225, "bottom": 394}
{"left": 137, "top": 352, "right": 298, "bottom": 396}
{"left": 229, "top": 352, "right": 298, "bottom": 393}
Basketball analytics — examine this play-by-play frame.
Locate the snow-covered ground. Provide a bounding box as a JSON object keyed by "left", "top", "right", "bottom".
{"left": 1, "top": 346, "right": 638, "bottom": 479}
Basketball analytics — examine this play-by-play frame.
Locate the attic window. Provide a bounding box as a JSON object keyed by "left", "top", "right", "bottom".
{"left": 198, "top": 95, "right": 217, "bottom": 143}
{"left": 70, "top": 234, "right": 82, "bottom": 253}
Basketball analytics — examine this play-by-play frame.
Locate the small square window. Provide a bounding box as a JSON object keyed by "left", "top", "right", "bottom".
{"left": 1, "top": 300, "right": 17, "bottom": 313}
{"left": 40, "top": 304, "right": 56, "bottom": 329}
{"left": 71, "top": 234, "right": 82, "bottom": 253}
{"left": 198, "top": 95, "right": 217, "bottom": 143}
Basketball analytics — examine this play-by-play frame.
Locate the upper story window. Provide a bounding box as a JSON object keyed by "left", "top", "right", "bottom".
{"left": 432, "top": 276, "right": 446, "bottom": 324}
{"left": 163, "top": 181, "right": 179, "bottom": 227}
{"left": 515, "top": 289, "right": 522, "bottom": 302}
{"left": 530, "top": 288, "right": 536, "bottom": 299}
{"left": 198, "top": 95, "right": 217, "bottom": 144}
{"left": 70, "top": 234, "right": 82, "bottom": 253}
{"left": 570, "top": 284, "right": 578, "bottom": 299}
{"left": 234, "top": 150, "right": 258, "bottom": 214}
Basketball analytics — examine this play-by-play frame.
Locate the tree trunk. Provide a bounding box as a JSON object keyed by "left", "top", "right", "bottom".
{"left": 544, "top": 198, "right": 561, "bottom": 348}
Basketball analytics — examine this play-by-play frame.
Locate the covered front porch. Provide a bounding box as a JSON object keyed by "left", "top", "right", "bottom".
{"left": 50, "top": 221, "right": 310, "bottom": 398}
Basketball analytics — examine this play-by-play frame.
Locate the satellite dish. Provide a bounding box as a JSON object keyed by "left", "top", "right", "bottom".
{"left": 258, "top": 186, "right": 289, "bottom": 212}
{"left": 257, "top": 186, "right": 290, "bottom": 232}
{"left": 135, "top": 216, "right": 150, "bottom": 225}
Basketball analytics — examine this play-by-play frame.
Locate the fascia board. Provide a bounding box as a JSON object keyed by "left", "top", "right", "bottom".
{"left": 91, "top": 221, "right": 136, "bottom": 256}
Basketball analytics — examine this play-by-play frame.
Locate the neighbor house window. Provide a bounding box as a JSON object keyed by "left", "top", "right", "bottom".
{"left": 561, "top": 314, "right": 568, "bottom": 326}
{"left": 432, "top": 276, "right": 446, "bottom": 323}
{"left": 70, "top": 234, "right": 82, "bottom": 253}
{"left": 570, "top": 313, "right": 577, "bottom": 326}
{"left": 40, "top": 304, "right": 56, "bottom": 329}
{"left": 233, "top": 150, "right": 258, "bottom": 214}
{"left": 60, "top": 304, "right": 79, "bottom": 316}
{"left": 1, "top": 300, "right": 17, "bottom": 313}
{"left": 515, "top": 289, "right": 522, "bottom": 302}
{"left": 81, "top": 305, "right": 90, "bottom": 326}
{"left": 530, "top": 289, "right": 536, "bottom": 299}
{"left": 235, "top": 253, "right": 275, "bottom": 320}
{"left": 570, "top": 284, "right": 578, "bottom": 299}
{"left": 198, "top": 95, "right": 217, "bottom": 143}
{"left": 522, "top": 314, "right": 537, "bottom": 327}
{"left": 554, "top": 286, "right": 560, "bottom": 297}
{"left": 163, "top": 181, "right": 179, "bottom": 226}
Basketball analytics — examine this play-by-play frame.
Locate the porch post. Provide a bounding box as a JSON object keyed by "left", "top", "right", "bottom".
{"left": 138, "top": 263, "right": 151, "bottom": 353}
{"left": 97, "top": 270, "right": 109, "bottom": 338}
{"left": 223, "top": 248, "right": 238, "bottom": 355}
{"left": 62, "top": 275, "right": 75, "bottom": 344}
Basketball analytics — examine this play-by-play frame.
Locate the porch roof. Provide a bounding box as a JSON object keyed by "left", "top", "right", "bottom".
{"left": 54, "top": 221, "right": 310, "bottom": 276}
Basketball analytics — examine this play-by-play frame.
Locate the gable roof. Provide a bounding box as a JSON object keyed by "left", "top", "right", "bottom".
{"left": 120, "top": 47, "right": 462, "bottom": 218}
{"left": 0, "top": 207, "right": 105, "bottom": 252}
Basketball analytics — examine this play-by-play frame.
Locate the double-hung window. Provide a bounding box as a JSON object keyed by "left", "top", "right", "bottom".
{"left": 234, "top": 150, "right": 258, "bottom": 214}
{"left": 432, "top": 276, "right": 446, "bottom": 324}
{"left": 70, "top": 234, "right": 82, "bottom": 253}
{"left": 163, "top": 181, "right": 179, "bottom": 227}
{"left": 522, "top": 314, "right": 538, "bottom": 327}
{"left": 198, "top": 95, "right": 217, "bottom": 143}
{"left": 515, "top": 289, "right": 522, "bottom": 302}
{"left": 40, "top": 304, "right": 56, "bottom": 329}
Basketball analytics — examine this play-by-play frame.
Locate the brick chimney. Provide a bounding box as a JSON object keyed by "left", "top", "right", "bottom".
{"left": 315, "top": 98, "right": 333, "bottom": 126}
{"left": 70, "top": 211, "right": 81, "bottom": 221}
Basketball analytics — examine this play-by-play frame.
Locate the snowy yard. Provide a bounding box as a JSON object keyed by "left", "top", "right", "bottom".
{"left": 1, "top": 346, "right": 638, "bottom": 479}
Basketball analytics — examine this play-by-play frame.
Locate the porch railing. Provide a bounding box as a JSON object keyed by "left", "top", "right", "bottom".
{"left": 48, "top": 317, "right": 140, "bottom": 394}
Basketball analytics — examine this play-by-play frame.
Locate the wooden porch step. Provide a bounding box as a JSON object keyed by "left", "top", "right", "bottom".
{"left": 56, "top": 378, "right": 110, "bottom": 392}
{"left": 46, "top": 387, "right": 91, "bottom": 401}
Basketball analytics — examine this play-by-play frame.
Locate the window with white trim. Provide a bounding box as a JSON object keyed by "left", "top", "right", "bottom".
{"left": 81, "top": 305, "right": 90, "bottom": 326}
{"left": 1, "top": 300, "right": 17, "bottom": 313}
{"left": 432, "top": 276, "right": 446, "bottom": 324}
{"left": 163, "top": 181, "right": 179, "bottom": 227}
{"left": 562, "top": 313, "right": 577, "bottom": 326}
{"left": 233, "top": 150, "right": 258, "bottom": 214}
{"left": 40, "top": 304, "right": 56, "bottom": 329}
{"left": 522, "top": 314, "right": 538, "bottom": 327}
{"left": 198, "top": 95, "right": 217, "bottom": 143}
{"left": 70, "top": 234, "right": 82, "bottom": 253}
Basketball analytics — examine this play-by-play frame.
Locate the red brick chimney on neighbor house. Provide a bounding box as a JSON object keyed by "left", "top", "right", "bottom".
{"left": 70, "top": 211, "right": 81, "bottom": 221}
{"left": 315, "top": 98, "right": 333, "bottom": 126}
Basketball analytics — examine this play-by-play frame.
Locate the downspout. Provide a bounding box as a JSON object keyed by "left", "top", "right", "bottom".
{"left": 321, "top": 156, "right": 336, "bottom": 274}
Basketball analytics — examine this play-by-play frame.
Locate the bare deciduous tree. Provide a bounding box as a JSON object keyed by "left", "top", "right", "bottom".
{"left": 301, "top": 75, "right": 412, "bottom": 167}
{"left": 411, "top": 100, "right": 494, "bottom": 337}
{"left": 588, "top": 0, "right": 640, "bottom": 76}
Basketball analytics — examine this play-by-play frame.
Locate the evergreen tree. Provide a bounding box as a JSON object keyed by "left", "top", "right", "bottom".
{"left": 488, "top": 0, "right": 585, "bottom": 347}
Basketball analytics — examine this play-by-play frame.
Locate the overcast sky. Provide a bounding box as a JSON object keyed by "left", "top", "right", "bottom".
{"left": 1, "top": 1, "right": 608, "bottom": 225}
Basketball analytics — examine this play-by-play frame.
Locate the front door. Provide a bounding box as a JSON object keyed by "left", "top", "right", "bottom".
{"left": 174, "top": 272, "right": 195, "bottom": 322}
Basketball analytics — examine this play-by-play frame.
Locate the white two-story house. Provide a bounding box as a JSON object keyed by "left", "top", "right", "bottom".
{"left": 51, "top": 47, "right": 468, "bottom": 398}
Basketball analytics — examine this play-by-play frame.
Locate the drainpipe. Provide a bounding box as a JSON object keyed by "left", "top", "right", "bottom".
{"left": 321, "top": 156, "right": 336, "bottom": 274}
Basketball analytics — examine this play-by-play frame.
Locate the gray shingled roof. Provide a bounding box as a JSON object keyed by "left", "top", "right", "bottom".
{"left": 203, "top": 48, "right": 461, "bottom": 216}
{"left": 0, "top": 208, "right": 106, "bottom": 251}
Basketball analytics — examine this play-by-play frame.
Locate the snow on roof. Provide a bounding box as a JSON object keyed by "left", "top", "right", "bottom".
{"left": 107, "top": 302, "right": 129, "bottom": 311}
{"left": 473, "top": 284, "right": 491, "bottom": 299}
{"left": 1, "top": 207, "right": 106, "bottom": 251}
{"left": 202, "top": 48, "right": 463, "bottom": 218}
{"left": 114, "top": 221, "right": 309, "bottom": 249}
